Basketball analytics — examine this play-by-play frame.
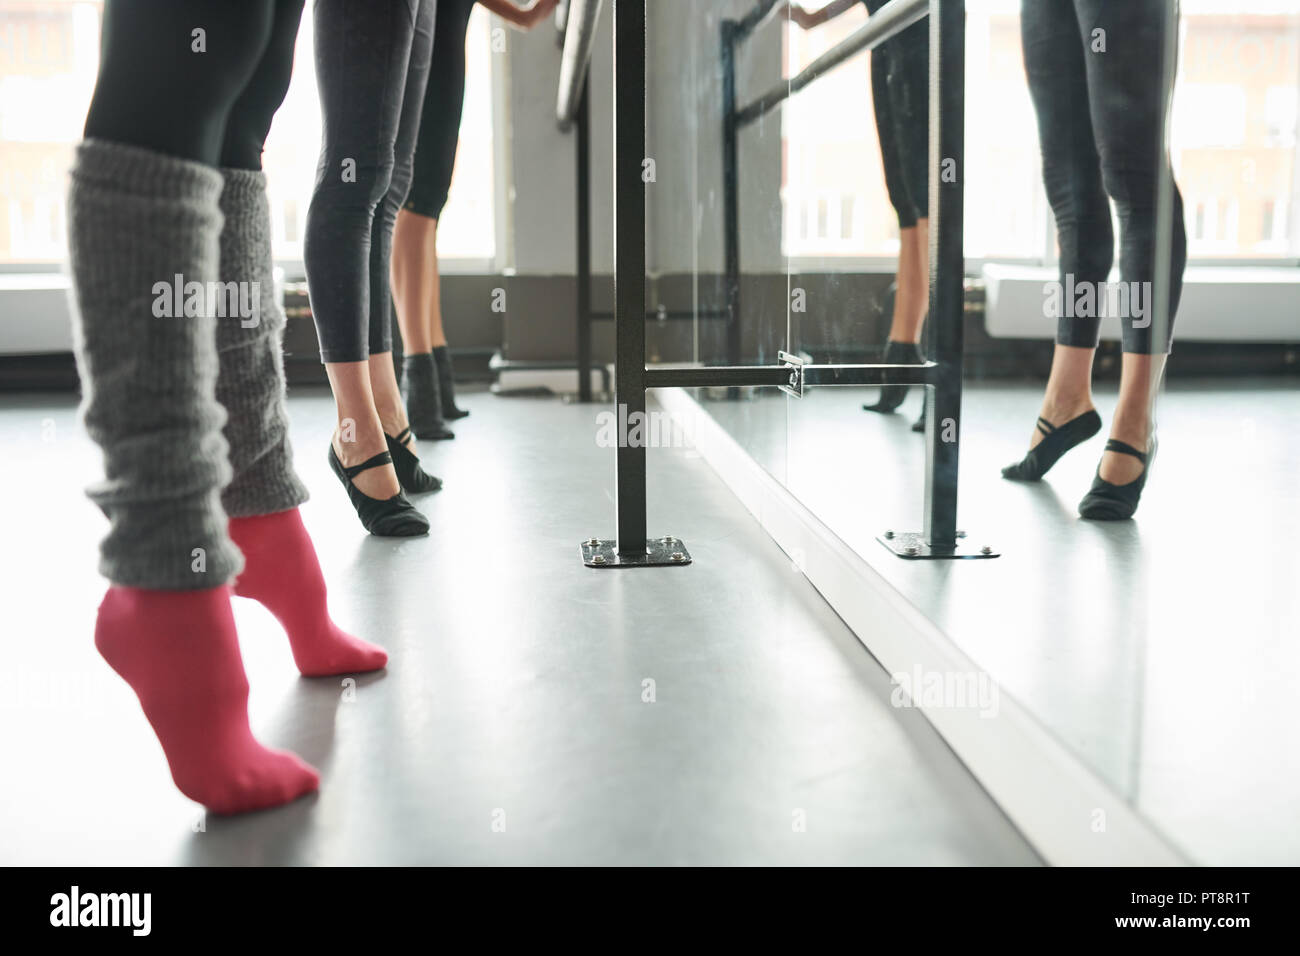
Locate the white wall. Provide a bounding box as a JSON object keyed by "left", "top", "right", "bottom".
{"left": 504, "top": 0, "right": 785, "bottom": 276}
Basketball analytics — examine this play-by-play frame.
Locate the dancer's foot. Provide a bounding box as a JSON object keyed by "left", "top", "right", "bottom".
{"left": 402, "top": 352, "right": 455, "bottom": 440}
{"left": 863, "top": 340, "right": 922, "bottom": 414}
{"left": 379, "top": 397, "right": 443, "bottom": 494}
{"left": 385, "top": 428, "right": 443, "bottom": 494}
{"left": 95, "top": 585, "right": 319, "bottom": 814}
{"left": 327, "top": 442, "right": 429, "bottom": 537}
{"left": 1098, "top": 412, "right": 1152, "bottom": 486}
{"left": 433, "top": 345, "right": 469, "bottom": 420}
{"left": 911, "top": 404, "right": 926, "bottom": 433}
{"left": 1078, "top": 435, "right": 1156, "bottom": 520}
{"left": 1001, "top": 397, "right": 1100, "bottom": 482}
{"left": 229, "top": 508, "right": 388, "bottom": 676}
{"left": 333, "top": 424, "right": 400, "bottom": 500}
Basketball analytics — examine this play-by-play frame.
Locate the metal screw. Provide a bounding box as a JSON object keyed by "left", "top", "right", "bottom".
{"left": 662, "top": 536, "right": 674, "bottom": 544}
{"left": 956, "top": 530, "right": 967, "bottom": 539}
{"left": 586, "top": 538, "right": 600, "bottom": 547}
{"left": 884, "top": 530, "right": 895, "bottom": 539}
{"left": 592, "top": 554, "right": 607, "bottom": 565}
{"left": 904, "top": 545, "right": 919, "bottom": 556}
{"left": 670, "top": 552, "right": 685, "bottom": 562}
{"left": 980, "top": 545, "right": 993, "bottom": 555}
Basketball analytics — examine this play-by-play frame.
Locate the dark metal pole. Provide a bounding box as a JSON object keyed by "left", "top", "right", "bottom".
{"left": 576, "top": 74, "right": 593, "bottom": 403}
{"left": 581, "top": 0, "right": 689, "bottom": 568}
{"left": 721, "top": 20, "right": 742, "bottom": 371}
{"left": 922, "top": 0, "right": 964, "bottom": 549}
{"left": 613, "top": 0, "right": 647, "bottom": 556}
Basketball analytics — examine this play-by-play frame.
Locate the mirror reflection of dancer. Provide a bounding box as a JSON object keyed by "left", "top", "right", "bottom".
{"left": 70, "top": 0, "right": 387, "bottom": 815}
{"left": 392, "top": 0, "right": 558, "bottom": 439}
{"left": 785, "top": 0, "right": 931, "bottom": 432}
{"left": 305, "top": 0, "right": 445, "bottom": 536}
{"left": 1001, "top": 0, "right": 1185, "bottom": 520}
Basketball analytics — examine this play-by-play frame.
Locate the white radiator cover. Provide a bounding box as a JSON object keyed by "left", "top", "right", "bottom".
{"left": 982, "top": 263, "right": 1300, "bottom": 343}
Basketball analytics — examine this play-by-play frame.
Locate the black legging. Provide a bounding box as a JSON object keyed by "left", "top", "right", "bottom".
{"left": 84, "top": 0, "right": 304, "bottom": 170}
{"left": 1022, "top": 0, "right": 1186, "bottom": 355}
{"left": 405, "top": 0, "right": 478, "bottom": 220}
{"left": 305, "top": 0, "right": 436, "bottom": 364}
{"left": 864, "top": 0, "right": 928, "bottom": 230}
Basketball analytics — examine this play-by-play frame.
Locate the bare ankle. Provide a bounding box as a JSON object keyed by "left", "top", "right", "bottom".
{"left": 1041, "top": 393, "right": 1094, "bottom": 421}
{"left": 375, "top": 409, "right": 409, "bottom": 439}
{"left": 333, "top": 418, "right": 383, "bottom": 462}
{"left": 1109, "top": 413, "right": 1153, "bottom": 447}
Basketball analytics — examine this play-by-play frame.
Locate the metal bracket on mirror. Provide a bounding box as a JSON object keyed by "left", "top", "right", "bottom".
{"left": 777, "top": 350, "right": 807, "bottom": 399}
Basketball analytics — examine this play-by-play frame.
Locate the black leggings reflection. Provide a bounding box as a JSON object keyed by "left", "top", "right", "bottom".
{"left": 1021, "top": 0, "right": 1187, "bottom": 355}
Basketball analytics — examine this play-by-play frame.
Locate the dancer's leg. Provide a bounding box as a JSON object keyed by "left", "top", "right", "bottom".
{"left": 72, "top": 0, "right": 317, "bottom": 812}
{"left": 215, "top": 1, "right": 386, "bottom": 673}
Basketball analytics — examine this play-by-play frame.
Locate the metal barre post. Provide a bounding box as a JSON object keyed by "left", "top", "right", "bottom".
{"left": 613, "top": 0, "right": 646, "bottom": 557}
{"left": 581, "top": 0, "right": 691, "bottom": 568}
{"left": 923, "top": 0, "right": 962, "bottom": 550}
{"left": 876, "top": 0, "right": 996, "bottom": 560}
{"left": 582, "top": 0, "right": 696, "bottom": 567}
{"left": 721, "top": 20, "right": 742, "bottom": 373}
{"left": 575, "top": 75, "right": 593, "bottom": 403}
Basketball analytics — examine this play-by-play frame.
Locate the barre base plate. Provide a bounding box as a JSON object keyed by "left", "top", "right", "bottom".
{"left": 581, "top": 537, "right": 692, "bottom": 568}
{"left": 877, "top": 531, "right": 999, "bottom": 560}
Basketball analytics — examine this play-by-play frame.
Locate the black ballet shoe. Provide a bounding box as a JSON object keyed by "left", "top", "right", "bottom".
{"left": 1001, "top": 408, "right": 1101, "bottom": 482}
{"left": 328, "top": 445, "right": 429, "bottom": 537}
{"left": 385, "top": 427, "right": 443, "bottom": 495}
{"left": 402, "top": 353, "right": 456, "bottom": 440}
{"left": 911, "top": 405, "right": 926, "bottom": 433}
{"left": 434, "top": 346, "right": 469, "bottom": 420}
{"left": 1078, "top": 437, "right": 1156, "bottom": 521}
{"left": 863, "top": 340, "right": 922, "bottom": 414}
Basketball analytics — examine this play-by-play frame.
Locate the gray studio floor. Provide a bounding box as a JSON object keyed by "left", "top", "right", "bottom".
{"left": 0, "top": 385, "right": 1038, "bottom": 865}
{"left": 699, "top": 375, "right": 1300, "bottom": 866}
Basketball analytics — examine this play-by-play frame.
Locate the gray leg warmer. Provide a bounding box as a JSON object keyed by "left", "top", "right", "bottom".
{"left": 215, "top": 167, "right": 309, "bottom": 518}
{"left": 68, "top": 139, "right": 242, "bottom": 589}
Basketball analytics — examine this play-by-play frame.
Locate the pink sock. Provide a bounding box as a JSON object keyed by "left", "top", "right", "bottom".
{"left": 95, "top": 586, "right": 319, "bottom": 815}
{"left": 228, "top": 508, "right": 388, "bottom": 677}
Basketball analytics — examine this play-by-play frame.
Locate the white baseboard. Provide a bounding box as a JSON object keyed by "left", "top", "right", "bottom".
{"left": 653, "top": 385, "right": 1189, "bottom": 866}
{"left": 491, "top": 367, "right": 607, "bottom": 395}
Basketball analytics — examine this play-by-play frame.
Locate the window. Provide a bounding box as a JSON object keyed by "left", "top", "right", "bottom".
{"left": 1193, "top": 201, "right": 1209, "bottom": 241}
{"left": 779, "top": 0, "right": 1300, "bottom": 265}
{"left": 1175, "top": 85, "right": 1248, "bottom": 149}
{"left": 0, "top": 0, "right": 497, "bottom": 266}
{"left": 781, "top": 1, "right": 895, "bottom": 258}
{"left": 1264, "top": 85, "right": 1297, "bottom": 146}
{"left": 0, "top": 1, "right": 97, "bottom": 265}
{"left": 1172, "top": 1, "right": 1300, "bottom": 259}
{"left": 781, "top": 0, "right": 1050, "bottom": 262}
